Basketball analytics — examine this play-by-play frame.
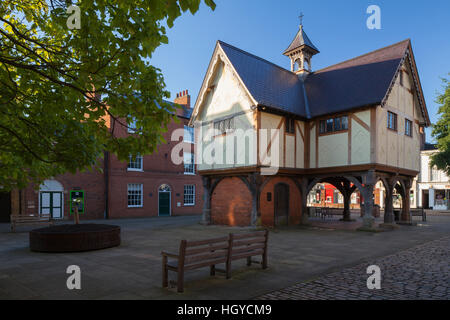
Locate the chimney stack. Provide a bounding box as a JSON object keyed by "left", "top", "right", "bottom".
{"left": 174, "top": 89, "right": 191, "bottom": 108}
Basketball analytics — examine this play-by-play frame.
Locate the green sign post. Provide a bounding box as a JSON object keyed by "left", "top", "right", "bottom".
{"left": 69, "top": 190, "right": 85, "bottom": 215}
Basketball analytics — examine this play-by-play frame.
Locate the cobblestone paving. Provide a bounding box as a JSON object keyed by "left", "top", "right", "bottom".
{"left": 256, "top": 237, "right": 450, "bottom": 300}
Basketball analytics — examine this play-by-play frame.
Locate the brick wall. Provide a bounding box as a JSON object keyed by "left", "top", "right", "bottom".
{"left": 17, "top": 93, "right": 203, "bottom": 220}
{"left": 211, "top": 177, "right": 252, "bottom": 226}
{"left": 21, "top": 166, "right": 106, "bottom": 220}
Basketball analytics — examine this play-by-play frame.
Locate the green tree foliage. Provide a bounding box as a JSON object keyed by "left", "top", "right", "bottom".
{"left": 430, "top": 76, "right": 450, "bottom": 176}
{"left": 0, "top": 0, "right": 216, "bottom": 191}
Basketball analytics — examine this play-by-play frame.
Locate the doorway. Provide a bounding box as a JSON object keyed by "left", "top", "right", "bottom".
{"left": 422, "top": 190, "right": 429, "bottom": 209}
{"left": 274, "top": 183, "right": 289, "bottom": 226}
{"left": 0, "top": 192, "right": 11, "bottom": 222}
{"left": 40, "top": 192, "right": 63, "bottom": 219}
{"left": 39, "top": 180, "right": 64, "bottom": 219}
{"left": 158, "top": 184, "right": 171, "bottom": 216}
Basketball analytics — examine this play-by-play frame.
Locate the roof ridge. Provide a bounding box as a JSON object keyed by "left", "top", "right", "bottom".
{"left": 217, "top": 40, "right": 295, "bottom": 76}
{"left": 313, "top": 39, "right": 410, "bottom": 73}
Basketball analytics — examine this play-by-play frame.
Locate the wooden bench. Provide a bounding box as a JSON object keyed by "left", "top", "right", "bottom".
{"left": 162, "top": 230, "right": 269, "bottom": 293}
{"left": 10, "top": 215, "right": 53, "bottom": 232}
{"left": 227, "top": 230, "right": 268, "bottom": 279}
{"left": 411, "top": 208, "right": 426, "bottom": 222}
{"left": 320, "top": 207, "right": 343, "bottom": 219}
{"left": 162, "top": 235, "right": 230, "bottom": 293}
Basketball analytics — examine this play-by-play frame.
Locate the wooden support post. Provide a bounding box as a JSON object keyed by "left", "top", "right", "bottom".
{"left": 201, "top": 177, "right": 211, "bottom": 225}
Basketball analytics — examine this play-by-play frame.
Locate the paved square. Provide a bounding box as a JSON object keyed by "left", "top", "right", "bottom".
{"left": 0, "top": 215, "right": 449, "bottom": 300}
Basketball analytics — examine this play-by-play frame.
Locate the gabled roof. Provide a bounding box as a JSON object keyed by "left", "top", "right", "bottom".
{"left": 192, "top": 38, "right": 430, "bottom": 126}
{"left": 283, "top": 25, "right": 319, "bottom": 55}
{"left": 219, "top": 41, "right": 307, "bottom": 117}
{"left": 305, "top": 39, "right": 410, "bottom": 118}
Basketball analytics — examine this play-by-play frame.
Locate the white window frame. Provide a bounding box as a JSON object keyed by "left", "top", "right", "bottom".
{"left": 127, "top": 184, "right": 143, "bottom": 208}
{"left": 184, "top": 185, "right": 195, "bottom": 206}
{"left": 184, "top": 125, "right": 195, "bottom": 144}
{"left": 184, "top": 152, "right": 195, "bottom": 175}
{"left": 128, "top": 154, "right": 143, "bottom": 171}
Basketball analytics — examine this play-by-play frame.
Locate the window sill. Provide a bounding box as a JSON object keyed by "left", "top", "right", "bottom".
{"left": 184, "top": 204, "right": 195, "bottom": 207}
{"left": 184, "top": 172, "right": 196, "bottom": 175}
{"left": 127, "top": 169, "right": 144, "bottom": 172}
{"left": 127, "top": 205, "right": 143, "bottom": 208}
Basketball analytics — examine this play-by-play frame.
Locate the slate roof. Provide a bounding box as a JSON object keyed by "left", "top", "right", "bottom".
{"left": 163, "top": 100, "right": 192, "bottom": 119}
{"left": 217, "top": 39, "right": 416, "bottom": 120}
{"left": 283, "top": 26, "right": 319, "bottom": 55}
{"left": 219, "top": 41, "right": 307, "bottom": 117}
{"left": 305, "top": 39, "right": 410, "bottom": 117}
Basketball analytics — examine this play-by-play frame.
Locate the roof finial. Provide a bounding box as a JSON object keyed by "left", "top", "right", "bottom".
{"left": 299, "top": 12, "right": 304, "bottom": 27}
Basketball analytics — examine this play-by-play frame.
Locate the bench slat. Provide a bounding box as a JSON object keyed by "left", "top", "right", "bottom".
{"left": 185, "top": 250, "right": 229, "bottom": 264}
{"left": 185, "top": 243, "right": 229, "bottom": 255}
{"left": 185, "top": 236, "right": 229, "bottom": 247}
{"left": 232, "top": 237, "right": 266, "bottom": 248}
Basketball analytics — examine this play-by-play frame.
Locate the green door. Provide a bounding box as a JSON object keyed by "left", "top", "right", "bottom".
{"left": 158, "top": 192, "right": 171, "bottom": 216}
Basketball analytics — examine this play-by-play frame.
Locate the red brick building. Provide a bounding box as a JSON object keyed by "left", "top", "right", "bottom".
{"left": 12, "top": 90, "right": 203, "bottom": 221}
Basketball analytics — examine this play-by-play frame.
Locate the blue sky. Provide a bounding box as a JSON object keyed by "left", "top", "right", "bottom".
{"left": 150, "top": 0, "right": 450, "bottom": 142}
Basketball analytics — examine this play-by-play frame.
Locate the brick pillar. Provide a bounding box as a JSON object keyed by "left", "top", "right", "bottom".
{"left": 201, "top": 176, "right": 211, "bottom": 225}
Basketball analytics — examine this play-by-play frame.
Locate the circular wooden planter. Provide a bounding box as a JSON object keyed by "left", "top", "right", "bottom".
{"left": 29, "top": 224, "right": 121, "bottom": 253}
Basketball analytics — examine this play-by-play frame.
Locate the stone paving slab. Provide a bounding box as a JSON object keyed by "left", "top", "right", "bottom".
{"left": 255, "top": 236, "right": 450, "bottom": 300}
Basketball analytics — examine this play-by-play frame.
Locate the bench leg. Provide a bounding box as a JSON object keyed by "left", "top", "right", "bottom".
{"left": 262, "top": 252, "right": 268, "bottom": 269}
{"left": 210, "top": 265, "right": 216, "bottom": 276}
{"left": 177, "top": 271, "right": 184, "bottom": 293}
{"left": 162, "top": 256, "right": 169, "bottom": 288}
{"left": 226, "top": 261, "right": 231, "bottom": 279}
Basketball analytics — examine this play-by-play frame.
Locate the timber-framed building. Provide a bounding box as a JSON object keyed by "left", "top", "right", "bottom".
{"left": 189, "top": 23, "right": 430, "bottom": 229}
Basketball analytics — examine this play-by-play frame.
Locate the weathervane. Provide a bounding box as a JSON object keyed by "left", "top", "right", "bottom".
{"left": 299, "top": 12, "right": 304, "bottom": 26}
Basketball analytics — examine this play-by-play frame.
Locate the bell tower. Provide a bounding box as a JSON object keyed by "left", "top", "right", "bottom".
{"left": 283, "top": 14, "right": 319, "bottom": 76}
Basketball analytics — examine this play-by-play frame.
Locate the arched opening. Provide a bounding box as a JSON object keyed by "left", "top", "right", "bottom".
{"left": 39, "top": 180, "right": 64, "bottom": 219}
{"left": 305, "top": 176, "right": 364, "bottom": 222}
{"left": 274, "top": 183, "right": 289, "bottom": 226}
{"left": 158, "top": 184, "right": 171, "bottom": 217}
